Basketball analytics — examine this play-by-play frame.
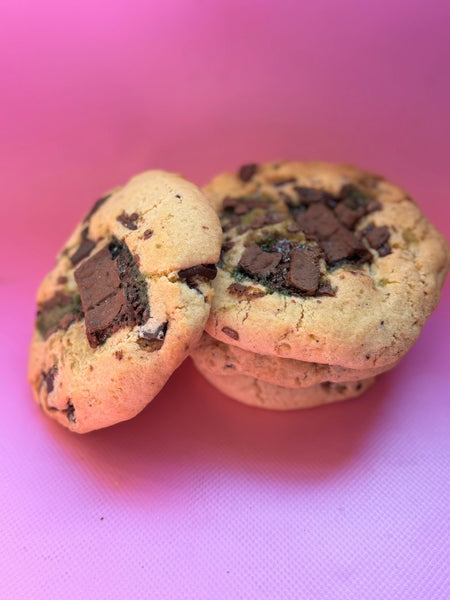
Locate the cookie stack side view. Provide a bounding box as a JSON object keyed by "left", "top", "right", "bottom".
{"left": 28, "top": 171, "right": 222, "bottom": 432}
{"left": 191, "top": 161, "right": 450, "bottom": 409}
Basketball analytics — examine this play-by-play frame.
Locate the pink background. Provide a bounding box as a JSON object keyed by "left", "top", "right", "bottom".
{"left": 1, "top": 1, "right": 449, "bottom": 598}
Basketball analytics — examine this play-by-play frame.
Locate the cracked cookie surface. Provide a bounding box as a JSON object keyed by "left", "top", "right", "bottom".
{"left": 204, "top": 161, "right": 449, "bottom": 369}
{"left": 28, "top": 170, "right": 222, "bottom": 432}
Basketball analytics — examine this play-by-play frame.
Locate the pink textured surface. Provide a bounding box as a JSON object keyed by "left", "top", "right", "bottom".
{"left": 1, "top": 1, "right": 449, "bottom": 598}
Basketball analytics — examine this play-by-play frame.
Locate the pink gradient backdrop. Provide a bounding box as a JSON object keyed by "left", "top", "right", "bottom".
{"left": 1, "top": 1, "right": 449, "bottom": 598}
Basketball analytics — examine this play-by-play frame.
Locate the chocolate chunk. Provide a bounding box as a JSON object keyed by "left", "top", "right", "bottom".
{"left": 249, "top": 210, "right": 283, "bottom": 230}
{"left": 239, "top": 243, "right": 281, "bottom": 277}
{"left": 295, "top": 203, "right": 341, "bottom": 239}
{"left": 287, "top": 247, "right": 322, "bottom": 295}
{"left": 365, "top": 198, "right": 382, "bottom": 213}
{"left": 320, "top": 228, "right": 371, "bottom": 265}
{"left": 238, "top": 164, "right": 258, "bottom": 182}
{"left": 57, "top": 311, "right": 80, "bottom": 331}
{"left": 117, "top": 212, "right": 140, "bottom": 230}
{"left": 338, "top": 184, "right": 368, "bottom": 208}
{"left": 272, "top": 178, "right": 297, "bottom": 187}
{"left": 42, "top": 366, "right": 57, "bottom": 394}
{"left": 334, "top": 202, "right": 366, "bottom": 229}
{"left": 317, "top": 279, "right": 336, "bottom": 296}
{"left": 227, "top": 283, "right": 265, "bottom": 299}
{"left": 363, "top": 223, "right": 391, "bottom": 254}
{"left": 222, "top": 327, "right": 239, "bottom": 340}
{"left": 66, "top": 401, "right": 76, "bottom": 423}
{"left": 222, "top": 196, "right": 239, "bottom": 210}
{"left": 70, "top": 228, "right": 96, "bottom": 266}
{"left": 114, "top": 351, "right": 123, "bottom": 360}
{"left": 83, "top": 194, "right": 111, "bottom": 222}
{"left": 57, "top": 276, "right": 68, "bottom": 285}
{"left": 143, "top": 229, "right": 153, "bottom": 240}
{"left": 294, "top": 186, "right": 337, "bottom": 207}
{"left": 250, "top": 214, "right": 266, "bottom": 229}
{"left": 74, "top": 238, "right": 150, "bottom": 348}
{"left": 221, "top": 240, "right": 235, "bottom": 254}
{"left": 36, "top": 292, "right": 83, "bottom": 339}
{"left": 179, "top": 264, "right": 217, "bottom": 280}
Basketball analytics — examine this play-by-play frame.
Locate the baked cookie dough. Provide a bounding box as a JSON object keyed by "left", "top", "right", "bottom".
{"left": 191, "top": 332, "right": 397, "bottom": 389}
{"left": 28, "top": 170, "right": 222, "bottom": 433}
{"left": 204, "top": 162, "right": 450, "bottom": 369}
{"left": 193, "top": 360, "right": 376, "bottom": 410}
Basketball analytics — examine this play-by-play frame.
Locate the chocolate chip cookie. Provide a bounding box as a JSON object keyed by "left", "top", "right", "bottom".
{"left": 204, "top": 161, "right": 450, "bottom": 370}
{"left": 194, "top": 361, "right": 376, "bottom": 410}
{"left": 191, "top": 333, "right": 397, "bottom": 389}
{"left": 28, "top": 170, "right": 222, "bottom": 433}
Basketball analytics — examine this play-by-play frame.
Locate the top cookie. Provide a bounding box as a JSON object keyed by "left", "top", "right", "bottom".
{"left": 204, "top": 161, "right": 449, "bottom": 369}
{"left": 28, "top": 170, "right": 222, "bottom": 433}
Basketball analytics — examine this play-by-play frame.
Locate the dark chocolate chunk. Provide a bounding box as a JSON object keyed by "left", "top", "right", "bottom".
{"left": 83, "top": 194, "right": 111, "bottom": 222}
{"left": 365, "top": 198, "right": 382, "bottom": 213}
{"left": 42, "top": 366, "right": 57, "bottom": 394}
{"left": 337, "top": 184, "right": 368, "bottom": 208}
{"left": 221, "top": 240, "right": 235, "bottom": 256}
{"left": 238, "top": 164, "right": 258, "bottom": 182}
{"left": 74, "top": 238, "right": 150, "bottom": 348}
{"left": 222, "top": 326, "right": 239, "bottom": 341}
{"left": 66, "top": 401, "right": 76, "bottom": 424}
{"left": 363, "top": 223, "right": 391, "bottom": 255}
{"left": 250, "top": 211, "right": 284, "bottom": 229}
{"left": 116, "top": 212, "right": 140, "bottom": 230}
{"left": 334, "top": 202, "right": 366, "bottom": 229}
{"left": 114, "top": 351, "right": 123, "bottom": 360}
{"left": 36, "top": 292, "right": 83, "bottom": 339}
{"left": 320, "top": 228, "right": 371, "bottom": 265}
{"left": 295, "top": 203, "right": 341, "bottom": 239}
{"left": 143, "top": 229, "right": 153, "bottom": 240}
{"left": 294, "top": 186, "right": 337, "bottom": 207}
{"left": 57, "top": 276, "right": 68, "bottom": 285}
{"left": 70, "top": 228, "right": 96, "bottom": 266}
{"left": 317, "top": 279, "right": 336, "bottom": 296}
{"left": 179, "top": 264, "right": 217, "bottom": 281}
{"left": 250, "top": 214, "right": 266, "bottom": 229}
{"left": 239, "top": 243, "right": 281, "bottom": 277}
{"left": 287, "top": 247, "right": 322, "bottom": 295}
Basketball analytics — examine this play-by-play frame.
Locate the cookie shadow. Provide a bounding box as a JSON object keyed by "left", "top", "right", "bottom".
{"left": 47, "top": 358, "right": 392, "bottom": 495}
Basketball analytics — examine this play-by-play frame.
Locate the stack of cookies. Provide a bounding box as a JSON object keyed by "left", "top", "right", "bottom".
{"left": 191, "top": 161, "right": 450, "bottom": 410}
{"left": 29, "top": 163, "right": 449, "bottom": 432}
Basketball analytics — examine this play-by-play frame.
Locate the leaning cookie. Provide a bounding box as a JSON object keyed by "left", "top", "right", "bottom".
{"left": 204, "top": 161, "right": 449, "bottom": 369}
{"left": 28, "top": 170, "right": 222, "bottom": 433}
{"left": 192, "top": 332, "right": 397, "bottom": 388}
{"left": 193, "top": 361, "right": 376, "bottom": 410}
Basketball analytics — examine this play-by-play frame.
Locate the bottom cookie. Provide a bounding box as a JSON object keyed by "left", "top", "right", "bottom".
{"left": 192, "top": 333, "right": 395, "bottom": 389}
{"left": 194, "top": 361, "right": 376, "bottom": 410}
